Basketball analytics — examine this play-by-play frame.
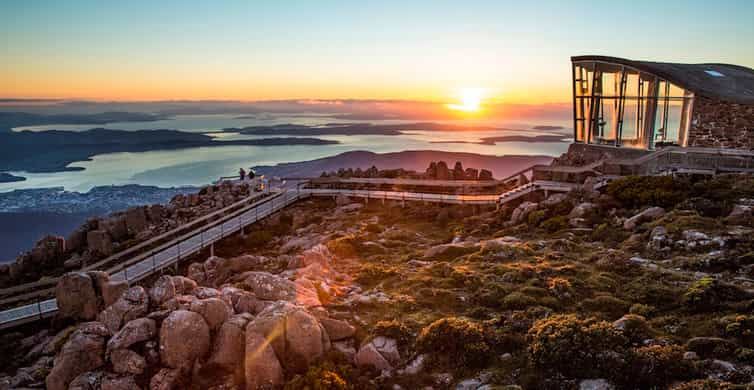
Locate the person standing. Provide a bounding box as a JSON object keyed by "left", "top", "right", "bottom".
{"left": 239, "top": 167, "right": 246, "bottom": 181}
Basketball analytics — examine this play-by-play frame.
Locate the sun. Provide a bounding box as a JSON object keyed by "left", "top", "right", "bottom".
{"left": 446, "top": 88, "right": 486, "bottom": 112}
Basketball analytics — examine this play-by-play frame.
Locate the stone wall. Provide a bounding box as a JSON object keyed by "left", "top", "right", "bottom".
{"left": 688, "top": 96, "right": 754, "bottom": 150}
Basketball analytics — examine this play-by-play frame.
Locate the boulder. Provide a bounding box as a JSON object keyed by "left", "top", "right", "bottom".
{"left": 542, "top": 193, "right": 569, "bottom": 207}
{"left": 221, "top": 286, "right": 263, "bottom": 314}
{"left": 335, "top": 193, "right": 352, "bottom": 206}
{"left": 464, "top": 167, "right": 479, "bottom": 180}
{"left": 648, "top": 226, "right": 670, "bottom": 252}
{"left": 125, "top": 207, "right": 148, "bottom": 235}
{"left": 110, "top": 349, "right": 146, "bottom": 375}
{"left": 107, "top": 318, "right": 157, "bottom": 353}
{"left": 244, "top": 331, "right": 284, "bottom": 390}
{"left": 209, "top": 314, "right": 252, "bottom": 370}
{"left": 480, "top": 236, "right": 521, "bottom": 252}
{"left": 579, "top": 379, "right": 615, "bottom": 390}
{"left": 56, "top": 272, "right": 100, "bottom": 321}
{"left": 510, "top": 201, "right": 538, "bottom": 225}
{"left": 100, "top": 216, "right": 128, "bottom": 242}
{"left": 478, "top": 169, "right": 493, "bottom": 181}
{"left": 245, "top": 302, "right": 326, "bottom": 374}
{"left": 67, "top": 371, "right": 104, "bottom": 390}
{"left": 686, "top": 337, "right": 736, "bottom": 359}
{"left": 190, "top": 297, "right": 233, "bottom": 331}
{"left": 150, "top": 368, "right": 183, "bottom": 390}
{"left": 355, "top": 336, "right": 400, "bottom": 371}
{"left": 453, "top": 161, "right": 465, "bottom": 180}
{"left": 101, "top": 280, "right": 129, "bottom": 307}
{"left": 87, "top": 230, "right": 113, "bottom": 257}
{"left": 159, "top": 310, "right": 211, "bottom": 370}
{"left": 101, "top": 374, "right": 140, "bottom": 390}
{"left": 623, "top": 207, "right": 665, "bottom": 230}
{"left": 423, "top": 242, "right": 477, "bottom": 259}
{"left": 320, "top": 318, "right": 356, "bottom": 341}
{"left": 726, "top": 204, "right": 753, "bottom": 225}
{"left": 99, "top": 286, "right": 149, "bottom": 333}
{"left": 241, "top": 271, "right": 299, "bottom": 301}
{"left": 46, "top": 323, "right": 108, "bottom": 390}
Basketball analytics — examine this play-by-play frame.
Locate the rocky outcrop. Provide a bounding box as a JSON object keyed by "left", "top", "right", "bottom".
{"left": 511, "top": 201, "right": 538, "bottom": 225}
{"left": 355, "top": 336, "right": 401, "bottom": 371}
{"left": 98, "top": 286, "right": 149, "bottom": 333}
{"left": 159, "top": 310, "right": 211, "bottom": 370}
{"left": 46, "top": 322, "right": 110, "bottom": 390}
{"left": 56, "top": 272, "right": 101, "bottom": 321}
{"left": 623, "top": 207, "right": 665, "bottom": 230}
{"left": 106, "top": 318, "right": 156, "bottom": 352}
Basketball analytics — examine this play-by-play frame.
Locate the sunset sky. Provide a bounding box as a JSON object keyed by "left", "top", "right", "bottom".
{"left": 2, "top": 0, "right": 754, "bottom": 106}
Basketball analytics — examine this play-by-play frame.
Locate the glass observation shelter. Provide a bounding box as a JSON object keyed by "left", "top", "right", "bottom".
{"left": 572, "top": 56, "right": 697, "bottom": 150}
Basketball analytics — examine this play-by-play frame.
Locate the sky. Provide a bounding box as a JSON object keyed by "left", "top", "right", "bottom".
{"left": 2, "top": 0, "right": 753, "bottom": 106}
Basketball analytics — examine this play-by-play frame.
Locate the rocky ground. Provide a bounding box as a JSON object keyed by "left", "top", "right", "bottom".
{"left": 1, "top": 174, "right": 754, "bottom": 389}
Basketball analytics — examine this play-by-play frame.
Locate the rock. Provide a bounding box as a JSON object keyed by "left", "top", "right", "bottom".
{"left": 190, "top": 297, "right": 233, "bottom": 331}
{"left": 87, "top": 230, "right": 113, "bottom": 257}
{"left": 99, "top": 286, "right": 149, "bottom": 333}
{"left": 64, "top": 255, "right": 83, "bottom": 270}
{"left": 480, "top": 236, "right": 520, "bottom": 252}
{"left": 110, "top": 349, "right": 146, "bottom": 374}
{"left": 423, "top": 242, "right": 477, "bottom": 259}
{"left": 46, "top": 323, "right": 108, "bottom": 390}
{"left": 159, "top": 310, "right": 211, "bottom": 370}
{"left": 478, "top": 169, "right": 493, "bottom": 181}
{"left": 56, "top": 272, "right": 100, "bottom": 321}
{"left": 100, "top": 216, "right": 128, "bottom": 242}
{"left": 579, "top": 379, "right": 615, "bottom": 390}
{"left": 726, "top": 204, "right": 753, "bottom": 225}
{"left": 464, "top": 168, "right": 479, "bottom": 180}
{"left": 125, "top": 207, "right": 148, "bottom": 234}
{"left": 510, "top": 201, "right": 538, "bottom": 225}
{"left": 686, "top": 337, "right": 736, "bottom": 359}
{"left": 244, "top": 330, "right": 285, "bottom": 390}
{"left": 68, "top": 371, "right": 104, "bottom": 390}
{"left": 107, "top": 318, "right": 157, "bottom": 353}
{"left": 683, "top": 230, "right": 713, "bottom": 249}
{"left": 241, "top": 271, "right": 320, "bottom": 307}
{"left": 149, "top": 275, "right": 177, "bottom": 306}
{"left": 648, "top": 226, "right": 669, "bottom": 251}
{"left": 320, "top": 318, "right": 356, "bottom": 341}
{"left": 332, "top": 340, "right": 357, "bottom": 362}
{"left": 683, "top": 351, "right": 699, "bottom": 360}
{"left": 623, "top": 207, "right": 665, "bottom": 230}
{"left": 456, "top": 378, "right": 483, "bottom": 390}
{"left": 221, "top": 287, "right": 262, "bottom": 314}
{"left": 245, "top": 302, "right": 326, "bottom": 374}
{"left": 435, "top": 161, "right": 450, "bottom": 180}
{"left": 150, "top": 368, "right": 183, "bottom": 390}
{"left": 338, "top": 203, "right": 364, "bottom": 213}
{"left": 335, "top": 194, "right": 352, "bottom": 206}
{"left": 101, "top": 374, "right": 140, "bottom": 390}
{"left": 400, "top": 354, "right": 426, "bottom": 375}
{"left": 209, "top": 314, "right": 252, "bottom": 369}
{"left": 101, "top": 280, "right": 129, "bottom": 307}
{"left": 355, "top": 336, "right": 400, "bottom": 371}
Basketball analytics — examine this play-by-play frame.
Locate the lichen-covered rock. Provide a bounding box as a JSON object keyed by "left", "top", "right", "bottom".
{"left": 56, "top": 272, "right": 100, "bottom": 321}
{"left": 98, "top": 286, "right": 149, "bottom": 333}
{"left": 110, "top": 349, "right": 146, "bottom": 375}
{"left": 159, "top": 310, "right": 211, "bottom": 370}
{"left": 209, "top": 314, "right": 252, "bottom": 371}
{"left": 107, "top": 318, "right": 156, "bottom": 353}
{"left": 355, "top": 336, "right": 400, "bottom": 371}
{"left": 623, "top": 207, "right": 665, "bottom": 230}
{"left": 149, "top": 368, "right": 183, "bottom": 390}
{"left": 511, "top": 201, "right": 538, "bottom": 225}
{"left": 320, "top": 318, "right": 356, "bottom": 341}
{"left": 244, "top": 330, "right": 284, "bottom": 390}
{"left": 46, "top": 323, "right": 109, "bottom": 390}
{"left": 189, "top": 297, "right": 233, "bottom": 331}
{"left": 101, "top": 374, "right": 140, "bottom": 390}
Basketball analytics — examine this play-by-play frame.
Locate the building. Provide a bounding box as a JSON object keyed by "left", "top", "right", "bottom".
{"left": 571, "top": 55, "right": 754, "bottom": 151}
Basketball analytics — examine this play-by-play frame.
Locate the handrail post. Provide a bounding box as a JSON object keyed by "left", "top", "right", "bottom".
{"left": 37, "top": 298, "right": 43, "bottom": 320}
{"left": 152, "top": 254, "right": 156, "bottom": 272}
{"left": 124, "top": 266, "right": 129, "bottom": 286}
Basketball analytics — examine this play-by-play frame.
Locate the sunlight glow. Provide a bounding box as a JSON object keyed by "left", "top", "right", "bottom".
{"left": 446, "top": 88, "right": 487, "bottom": 112}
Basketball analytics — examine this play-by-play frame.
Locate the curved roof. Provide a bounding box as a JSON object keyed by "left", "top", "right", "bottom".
{"left": 572, "top": 55, "right": 754, "bottom": 104}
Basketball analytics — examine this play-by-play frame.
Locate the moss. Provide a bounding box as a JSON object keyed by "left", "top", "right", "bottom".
{"left": 591, "top": 223, "right": 630, "bottom": 244}
{"left": 527, "top": 314, "right": 628, "bottom": 378}
{"left": 527, "top": 210, "right": 547, "bottom": 227}
{"left": 417, "top": 317, "right": 493, "bottom": 369}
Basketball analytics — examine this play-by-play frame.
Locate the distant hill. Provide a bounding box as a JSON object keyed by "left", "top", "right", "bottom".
{"left": 0, "top": 111, "right": 167, "bottom": 132}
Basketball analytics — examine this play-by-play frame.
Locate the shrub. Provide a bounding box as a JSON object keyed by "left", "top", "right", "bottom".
{"left": 683, "top": 277, "right": 747, "bottom": 312}
{"left": 284, "top": 364, "right": 349, "bottom": 390}
{"left": 606, "top": 175, "right": 690, "bottom": 209}
{"left": 527, "top": 314, "right": 628, "bottom": 377}
{"left": 735, "top": 347, "right": 754, "bottom": 364}
{"left": 671, "top": 380, "right": 736, "bottom": 390}
{"left": 547, "top": 277, "right": 573, "bottom": 299}
{"left": 540, "top": 216, "right": 569, "bottom": 233}
{"left": 355, "top": 264, "right": 399, "bottom": 285}
{"left": 618, "top": 345, "right": 695, "bottom": 388}
{"left": 373, "top": 320, "right": 412, "bottom": 346}
{"left": 327, "top": 235, "right": 358, "bottom": 258}
{"left": 614, "top": 314, "right": 652, "bottom": 344}
{"left": 501, "top": 292, "right": 537, "bottom": 310}
{"left": 629, "top": 303, "right": 655, "bottom": 317}
{"left": 720, "top": 315, "right": 754, "bottom": 347}
{"left": 527, "top": 210, "right": 547, "bottom": 227}
{"left": 580, "top": 295, "right": 631, "bottom": 318}
{"left": 591, "top": 223, "right": 630, "bottom": 244}
{"left": 246, "top": 230, "right": 273, "bottom": 247}
{"left": 417, "top": 317, "right": 493, "bottom": 369}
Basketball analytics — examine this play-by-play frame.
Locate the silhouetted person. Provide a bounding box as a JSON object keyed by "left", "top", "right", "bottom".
{"left": 239, "top": 168, "right": 246, "bottom": 181}
{"left": 248, "top": 168, "right": 255, "bottom": 180}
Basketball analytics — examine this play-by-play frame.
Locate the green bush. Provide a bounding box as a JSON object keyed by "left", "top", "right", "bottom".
{"left": 683, "top": 277, "right": 747, "bottom": 312}
{"left": 591, "top": 223, "right": 630, "bottom": 244}
{"left": 327, "top": 235, "right": 359, "bottom": 258}
{"left": 629, "top": 303, "right": 655, "bottom": 317}
{"left": 527, "top": 210, "right": 547, "bottom": 227}
{"left": 373, "top": 320, "right": 412, "bottom": 346}
{"left": 501, "top": 292, "right": 538, "bottom": 310}
{"left": 417, "top": 317, "right": 493, "bottom": 369}
{"left": 618, "top": 345, "right": 695, "bottom": 388}
{"left": 580, "top": 295, "right": 631, "bottom": 318}
{"left": 671, "top": 379, "right": 737, "bottom": 390}
{"left": 615, "top": 314, "right": 652, "bottom": 343}
{"left": 720, "top": 315, "right": 754, "bottom": 347}
{"left": 540, "top": 216, "right": 569, "bottom": 233}
{"left": 527, "top": 314, "right": 628, "bottom": 377}
{"left": 606, "top": 175, "right": 690, "bottom": 209}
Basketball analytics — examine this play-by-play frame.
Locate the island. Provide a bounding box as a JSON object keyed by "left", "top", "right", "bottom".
{"left": 0, "top": 173, "right": 26, "bottom": 183}
{"left": 0, "top": 128, "right": 338, "bottom": 173}
{"left": 0, "top": 111, "right": 169, "bottom": 132}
